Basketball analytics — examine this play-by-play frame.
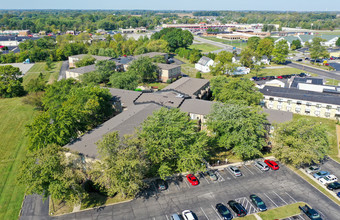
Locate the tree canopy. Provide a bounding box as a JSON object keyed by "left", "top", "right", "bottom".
{"left": 310, "top": 37, "right": 330, "bottom": 60}
{"left": 206, "top": 103, "right": 268, "bottom": 160}
{"left": 0, "top": 65, "right": 25, "bottom": 98}
{"left": 272, "top": 40, "right": 289, "bottom": 64}
{"left": 75, "top": 55, "right": 96, "bottom": 68}
{"left": 291, "top": 39, "right": 302, "bottom": 50}
{"left": 151, "top": 28, "right": 194, "bottom": 51}
{"left": 210, "top": 51, "right": 238, "bottom": 76}
{"left": 210, "top": 76, "right": 263, "bottom": 106}
{"left": 128, "top": 56, "right": 158, "bottom": 82}
{"left": 256, "top": 38, "right": 274, "bottom": 57}
{"left": 272, "top": 118, "right": 329, "bottom": 167}
{"left": 109, "top": 71, "right": 139, "bottom": 90}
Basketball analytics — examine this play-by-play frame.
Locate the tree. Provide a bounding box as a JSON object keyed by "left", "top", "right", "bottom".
{"left": 272, "top": 118, "right": 329, "bottom": 167}
{"left": 146, "top": 39, "right": 169, "bottom": 53}
{"left": 189, "top": 49, "right": 202, "bottom": 64}
{"left": 128, "top": 57, "right": 158, "bottom": 82}
{"left": 210, "top": 76, "right": 263, "bottom": 106}
{"left": 256, "top": 38, "right": 274, "bottom": 57}
{"left": 253, "top": 64, "right": 263, "bottom": 77}
{"left": 247, "top": 37, "right": 261, "bottom": 51}
{"left": 151, "top": 28, "right": 193, "bottom": 51}
{"left": 91, "top": 132, "right": 147, "bottom": 197}
{"left": 336, "top": 37, "right": 340, "bottom": 47}
{"left": 17, "top": 144, "right": 86, "bottom": 206}
{"left": 95, "top": 60, "right": 116, "bottom": 83}
{"left": 206, "top": 103, "right": 268, "bottom": 160}
{"left": 291, "top": 39, "right": 302, "bottom": 50}
{"left": 0, "top": 65, "right": 25, "bottom": 98}
{"left": 152, "top": 55, "right": 166, "bottom": 64}
{"left": 138, "top": 108, "right": 208, "bottom": 179}
{"left": 25, "top": 73, "right": 46, "bottom": 93}
{"left": 196, "top": 71, "right": 202, "bottom": 78}
{"left": 210, "top": 51, "right": 235, "bottom": 76}
{"left": 310, "top": 37, "right": 330, "bottom": 60}
{"left": 240, "top": 47, "right": 255, "bottom": 68}
{"left": 109, "top": 71, "right": 139, "bottom": 90}
{"left": 75, "top": 55, "right": 96, "bottom": 68}
{"left": 272, "top": 40, "right": 289, "bottom": 64}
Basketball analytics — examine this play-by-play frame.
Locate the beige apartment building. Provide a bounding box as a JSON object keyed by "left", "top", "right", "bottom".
{"left": 260, "top": 86, "right": 340, "bottom": 120}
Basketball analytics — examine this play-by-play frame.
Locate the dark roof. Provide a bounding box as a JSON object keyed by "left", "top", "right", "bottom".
{"left": 134, "top": 52, "right": 167, "bottom": 59}
{"left": 260, "top": 86, "right": 340, "bottom": 105}
{"left": 179, "top": 99, "right": 213, "bottom": 115}
{"left": 66, "top": 103, "right": 161, "bottom": 159}
{"left": 262, "top": 108, "right": 293, "bottom": 124}
{"left": 197, "top": 56, "right": 213, "bottom": 66}
{"left": 290, "top": 77, "right": 323, "bottom": 88}
{"left": 67, "top": 64, "right": 96, "bottom": 74}
{"left": 163, "top": 77, "right": 209, "bottom": 97}
{"left": 157, "top": 63, "right": 181, "bottom": 70}
{"left": 134, "top": 91, "right": 185, "bottom": 108}
{"left": 112, "top": 56, "right": 134, "bottom": 65}
{"left": 108, "top": 88, "right": 142, "bottom": 108}
{"left": 69, "top": 54, "right": 112, "bottom": 61}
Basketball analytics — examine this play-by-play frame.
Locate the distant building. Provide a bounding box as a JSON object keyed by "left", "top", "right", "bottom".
{"left": 65, "top": 65, "right": 96, "bottom": 79}
{"left": 228, "top": 67, "right": 250, "bottom": 75}
{"left": 68, "top": 54, "right": 112, "bottom": 68}
{"left": 0, "top": 30, "right": 30, "bottom": 36}
{"left": 264, "top": 79, "right": 285, "bottom": 88}
{"left": 275, "top": 34, "right": 340, "bottom": 48}
{"left": 195, "top": 56, "right": 214, "bottom": 73}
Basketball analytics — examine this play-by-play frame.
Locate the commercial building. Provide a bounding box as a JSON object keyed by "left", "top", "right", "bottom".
{"left": 0, "top": 30, "right": 30, "bottom": 36}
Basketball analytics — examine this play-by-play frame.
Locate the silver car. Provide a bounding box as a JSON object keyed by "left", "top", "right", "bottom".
{"left": 254, "top": 161, "right": 269, "bottom": 171}
{"left": 305, "top": 165, "right": 320, "bottom": 174}
{"left": 228, "top": 166, "right": 242, "bottom": 177}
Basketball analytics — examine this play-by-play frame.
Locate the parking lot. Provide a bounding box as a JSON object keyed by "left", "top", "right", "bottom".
{"left": 57, "top": 161, "right": 340, "bottom": 220}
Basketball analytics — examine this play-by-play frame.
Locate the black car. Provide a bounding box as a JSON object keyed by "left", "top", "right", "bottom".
{"left": 298, "top": 72, "right": 307, "bottom": 77}
{"left": 227, "top": 200, "right": 247, "bottom": 217}
{"left": 268, "top": 76, "right": 275, "bottom": 80}
{"left": 215, "top": 203, "right": 233, "bottom": 220}
{"left": 250, "top": 194, "right": 267, "bottom": 212}
{"left": 154, "top": 179, "right": 168, "bottom": 191}
{"left": 296, "top": 59, "right": 303, "bottom": 62}
{"left": 327, "top": 181, "right": 340, "bottom": 191}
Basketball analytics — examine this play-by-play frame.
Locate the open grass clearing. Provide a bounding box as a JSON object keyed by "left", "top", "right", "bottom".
{"left": 0, "top": 97, "right": 37, "bottom": 220}
{"left": 189, "top": 43, "right": 221, "bottom": 53}
{"left": 243, "top": 66, "right": 314, "bottom": 79}
{"left": 326, "top": 78, "right": 340, "bottom": 86}
{"left": 23, "top": 61, "right": 62, "bottom": 86}
{"left": 201, "top": 36, "right": 248, "bottom": 49}
{"left": 257, "top": 202, "right": 306, "bottom": 220}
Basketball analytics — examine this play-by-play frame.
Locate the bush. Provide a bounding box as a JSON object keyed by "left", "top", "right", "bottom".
{"left": 196, "top": 72, "right": 202, "bottom": 78}
{"left": 166, "top": 79, "right": 172, "bottom": 84}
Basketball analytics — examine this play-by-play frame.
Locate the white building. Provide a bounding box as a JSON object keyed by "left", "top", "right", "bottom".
{"left": 195, "top": 56, "right": 214, "bottom": 73}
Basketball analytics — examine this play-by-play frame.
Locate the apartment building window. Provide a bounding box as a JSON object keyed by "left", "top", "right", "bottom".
{"left": 269, "top": 97, "right": 274, "bottom": 101}
{"left": 297, "top": 101, "right": 302, "bottom": 105}
{"left": 325, "top": 112, "right": 331, "bottom": 117}
{"left": 337, "top": 107, "right": 340, "bottom": 112}
{"left": 315, "top": 110, "right": 320, "bottom": 116}
{"left": 277, "top": 104, "right": 282, "bottom": 110}
{"left": 316, "top": 104, "right": 321, "bottom": 108}
{"left": 306, "top": 102, "right": 312, "bottom": 107}
{"left": 305, "top": 108, "right": 311, "bottom": 114}
{"left": 326, "top": 105, "right": 332, "bottom": 110}
{"left": 295, "top": 106, "right": 301, "bottom": 113}
{"left": 278, "top": 98, "right": 283, "bottom": 103}
{"left": 287, "top": 100, "right": 292, "bottom": 105}
{"left": 268, "top": 103, "right": 273, "bottom": 109}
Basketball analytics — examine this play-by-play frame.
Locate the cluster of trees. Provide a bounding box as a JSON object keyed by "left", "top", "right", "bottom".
{"left": 209, "top": 51, "right": 239, "bottom": 75}
{"left": 75, "top": 55, "right": 96, "bottom": 68}
{"left": 176, "top": 48, "right": 202, "bottom": 64}
{"left": 309, "top": 37, "right": 330, "bottom": 60}
{"left": 151, "top": 28, "right": 194, "bottom": 51}
{"left": 0, "top": 65, "right": 25, "bottom": 98}
{"left": 261, "top": 24, "right": 277, "bottom": 32}
{"left": 26, "top": 79, "right": 114, "bottom": 151}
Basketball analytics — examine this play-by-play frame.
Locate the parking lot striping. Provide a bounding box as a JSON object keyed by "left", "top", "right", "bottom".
{"left": 211, "top": 205, "right": 223, "bottom": 220}
{"left": 215, "top": 171, "right": 225, "bottom": 182}
{"left": 184, "top": 178, "right": 190, "bottom": 188}
{"left": 273, "top": 191, "right": 288, "bottom": 205}
{"left": 285, "top": 192, "right": 297, "bottom": 203}
{"left": 165, "top": 215, "right": 169, "bottom": 220}
{"left": 225, "top": 167, "right": 236, "bottom": 178}
{"left": 201, "top": 173, "right": 210, "bottom": 184}
{"left": 200, "top": 207, "right": 210, "bottom": 220}
{"left": 263, "top": 193, "right": 278, "bottom": 207}
{"left": 243, "top": 165, "right": 254, "bottom": 175}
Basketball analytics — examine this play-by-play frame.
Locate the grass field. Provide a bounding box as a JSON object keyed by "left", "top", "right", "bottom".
{"left": 243, "top": 66, "right": 314, "bottom": 79}
{"left": 257, "top": 202, "right": 305, "bottom": 220}
{"left": 189, "top": 43, "right": 221, "bottom": 53}
{"left": 23, "top": 61, "right": 62, "bottom": 86}
{"left": 0, "top": 98, "right": 37, "bottom": 220}
{"left": 326, "top": 78, "right": 340, "bottom": 86}
{"left": 201, "top": 36, "right": 248, "bottom": 49}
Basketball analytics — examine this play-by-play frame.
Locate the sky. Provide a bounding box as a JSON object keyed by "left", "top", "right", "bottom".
{"left": 1, "top": 0, "right": 339, "bottom": 11}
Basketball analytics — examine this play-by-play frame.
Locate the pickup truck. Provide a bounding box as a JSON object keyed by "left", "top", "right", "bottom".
{"left": 299, "top": 205, "right": 322, "bottom": 220}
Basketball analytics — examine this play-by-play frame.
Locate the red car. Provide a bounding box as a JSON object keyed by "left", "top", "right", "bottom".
{"left": 186, "top": 174, "right": 199, "bottom": 185}
{"left": 277, "top": 76, "right": 283, "bottom": 79}
{"left": 264, "top": 160, "right": 279, "bottom": 170}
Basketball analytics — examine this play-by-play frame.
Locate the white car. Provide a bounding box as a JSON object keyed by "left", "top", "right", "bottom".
{"left": 319, "top": 175, "right": 338, "bottom": 185}
{"left": 182, "top": 210, "right": 196, "bottom": 220}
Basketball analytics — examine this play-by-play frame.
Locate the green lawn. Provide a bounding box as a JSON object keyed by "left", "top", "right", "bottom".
{"left": 326, "top": 79, "right": 340, "bottom": 86}
{"left": 0, "top": 98, "right": 37, "bottom": 220}
{"left": 23, "top": 61, "right": 62, "bottom": 86}
{"left": 244, "top": 66, "right": 313, "bottom": 79}
{"left": 201, "top": 36, "right": 248, "bottom": 49}
{"left": 257, "top": 202, "right": 306, "bottom": 220}
{"left": 189, "top": 43, "right": 221, "bottom": 53}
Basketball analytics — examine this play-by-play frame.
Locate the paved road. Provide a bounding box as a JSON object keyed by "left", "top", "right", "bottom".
{"left": 20, "top": 194, "right": 49, "bottom": 220}
{"left": 194, "top": 36, "right": 242, "bottom": 54}
{"left": 58, "top": 61, "right": 69, "bottom": 81}
{"left": 20, "top": 162, "right": 340, "bottom": 220}
{"left": 287, "top": 62, "right": 340, "bottom": 80}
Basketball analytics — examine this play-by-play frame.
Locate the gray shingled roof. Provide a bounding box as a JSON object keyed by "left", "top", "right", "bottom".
{"left": 163, "top": 77, "right": 209, "bottom": 97}
{"left": 179, "top": 99, "right": 214, "bottom": 115}
{"left": 66, "top": 103, "right": 161, "bottom": 159}
{"left": 67, "top": 64, "right": 96, "bottom": 74}
{"left": 107, "top": 88, "right": 142, "bottom": 108}
{"left": 69, "top": 54, "right": 112, "bottom": 60}
{"left": 197, "top": 56, "right": 213, "bottom": 66}
{"left": 157, "top": 63, "right": 181, "bottom": 70}
{"left": 262, "top": 108, "right": 293, "bottom": 124}
{"left": 134, "top": 52, "right": 167, "bottom": 59}
{"left": 260, "top": 86, "right": 340, "bottom": 105}
{"left": 134, "top": 91, "right": 185, "bottom": 108}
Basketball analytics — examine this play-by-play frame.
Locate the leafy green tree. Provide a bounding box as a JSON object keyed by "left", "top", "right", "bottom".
{"left": 247, "top": 36, "right": 261, "bottom": 51}
{"left": 196, "top": 71, "right": 202, "bottom": 78}
{"left": 189, "top": 49, "right": 202, "bottom": 64}
{"left": 240, "top": 47, "right": 255, "bottom": 68}
{"left": 152, "top": 55, "right": 166, "bottom": 63}
{"left": 75, "top": 55, "right": 96, "bottom": 68}
{"left": 128, "top": 57, "right": 158, "bottom": 82}
{"left": 95, "top": 60, "right": 116, "bottom": 83}
{"left": 210, "top": 76, "right": 263, "bottom": 106}
{"left": 291, "top": 39, "right": 302, "bottom": 50}
{"left": 17, "top": 144, "right": 86, "bottom": 206}
{"left": 210, "top": 51, "right": 236, "bottom": 76}
{"left": 151, "top": 28, "right": 193, "bottom": 51}
{"left": 146, "top": 39, "right": 169, "bottom": 53}
{"left": 336, "top": 37, "right": 340, "bottom": 47}
{"left": 272, "top": 40, "right": 289, "bottom": 64}
{"left": 138, "top": 108, "right": 208, "bottom": 179}
{"left": 0, "top": 65, "right": 25, "bottom": 98}
{"left": 206, "top": 103, "right": 268, "bottom": 160}
{"left": 310, "top": 37, "right": 330, "bottom": 60}
{"left": 256, "top": 38, "right": 274, "bottom": 57}
{"left": 272, "top": 118, "right": 329, "bottom": 167}
{"left": 92, "top": 132, "right": 147, "bottom": 197}
{"left": 25, "top": 73, "right": 46, "bottom": 93}
{"left": 109, "top": 71, "right": 139, "bottom": 90}
{"left": 253, "top": 64, "right": 263, "bottom": 77}
{"left": 45, "top": 59, "right": 53, "bottom": 71}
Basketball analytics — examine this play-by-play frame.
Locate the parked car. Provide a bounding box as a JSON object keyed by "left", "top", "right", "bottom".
{"left": 299, "top": 205, "right": 322, "bottom": 220}
{"left": 182, "top": 210, "right": 196, "bottom": 220}
{"left": 215, "top": 203, "right": 233, "bottom": 220}
{"left": 313, "top": 171, "right": 330, "bottom": 180}
{"left": 298, "top": 72, "right": 307, "bottom": 77}
{"left": 261, "top": 77, "right": 268, "bottom": 80}
{"left": 327, "top": 181, "right": 340, "bottom": 191}
{"left": 250, "top": 194, "right": 267, "bottom": 212}
{"left": 170, "top": 214, "right": 183, "bottom": 220}
{"left": 337, "top": 192, "right": 340, "bottom": 198}
{"left": 305, "top": 165, "right": 320, "bottom": 174}
{"left": 277, "top": 75, "right": 283, "bottom": 79}
{"left": 254, "top": 161, "right": 269, "bottom": 171}
{"left": 264, "top": 160, "right": 279, "bottom": 170}
{"left": 186, "top": 174, "right": 199, "bottom": 186}
{"left": 227, "top": 200, "right": 247, "bottom": 217}
{"left": 268, "top": 76, "right": 275, "bottom": 80}
{"left": 155, "top": 179, "right": 168, "bottom": 191}
{"left": 206, "top": 170, "right": 218, "bottom": 181}
{"left": 228, "top": 166, "right": 242, "bottom": 177}
{"left": 296, "top": 58, "right": 303, "bottom": 62}
{"left": 319, "top": 175, "right": 338, "bottom": 185}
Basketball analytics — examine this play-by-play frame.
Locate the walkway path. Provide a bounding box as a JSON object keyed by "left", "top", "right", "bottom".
{"left": 336, "top": 125, "right": 340, "bottom": 158}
